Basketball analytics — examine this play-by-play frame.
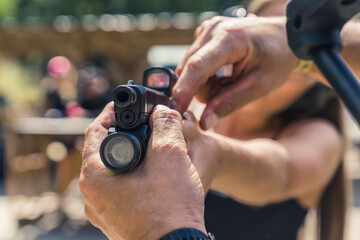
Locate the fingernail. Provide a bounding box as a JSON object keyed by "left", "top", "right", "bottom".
{"left": 170, "top": 100, "right": 178, "bottom": 110}
{"left": 182, "top": 112, "right": 190, "bottom": 120}
{"left": 203, "top": 113, "right": 218, "bottom": 130}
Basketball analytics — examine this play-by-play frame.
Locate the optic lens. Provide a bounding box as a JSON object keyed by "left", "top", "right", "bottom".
{"left": 103, "top": 135, "right": 135, "bottom": 168}
{"left": 146, "top": 70, "right": 170, "bottom": 88}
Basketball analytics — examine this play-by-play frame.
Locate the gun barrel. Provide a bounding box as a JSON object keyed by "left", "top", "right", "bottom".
{"left": 113, "top": 86, "right": 137, "bottom": 107}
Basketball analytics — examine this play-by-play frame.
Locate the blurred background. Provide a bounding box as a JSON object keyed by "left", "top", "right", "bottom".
{"left": 0, "top": 0, "right": 359, "bottom": 240}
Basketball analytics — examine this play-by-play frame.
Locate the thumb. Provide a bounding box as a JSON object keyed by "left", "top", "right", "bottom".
{"left": 82, "top": 102, "right": 115, "bottom": 166}
{"left": 148, "top": 105, "right": 189, "bottom": 167}
{"left": 200, "top": 70, "right": 266, "bottom": 129}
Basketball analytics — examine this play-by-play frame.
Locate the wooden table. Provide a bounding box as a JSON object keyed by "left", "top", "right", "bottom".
{"left": 5, "top": 117, "right": 93, "bottom": 195}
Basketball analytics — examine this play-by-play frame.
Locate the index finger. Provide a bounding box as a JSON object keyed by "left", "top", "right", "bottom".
{"left": 176, "top": 17, "right": 225, "bottom": 76}
{"left": 82, "top": 102, "right": 115, "bottom": 165}
{"left": 172, "top": 38, "right": 237, "bottom": 113}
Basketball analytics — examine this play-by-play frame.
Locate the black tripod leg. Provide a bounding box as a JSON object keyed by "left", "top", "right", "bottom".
{"left": 310, "top": 47, "right": 360, "bottom": 125}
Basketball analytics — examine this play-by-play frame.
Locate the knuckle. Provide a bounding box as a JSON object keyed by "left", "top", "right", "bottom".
{"left": 84, "top": 120, "right": 103, "bottom": 137}
{"left": 195, "top": 20, "right": 211, "bottom": 37}
{"left": 79, "top": 173, "right": 102, "bottom": 209}
{"left": 79, "top": 172, "right": 92, "bottom": 195}
{"left": 84, "top": 122, "right": 94, "bottom": 137}
{"left": 210, "top": 16, "right": 224, "bottom": 25}
{"left": 166, "top": 108, "right": 182, "bottom": 119}
{"left": 79, "top": 163, "right": 101, "bottom": 197}
{"left": 154, "top": 106, "right": 182, "bottom": 121}
{"left": 199, "top": 19, "right": 211, "bottom": 29}
{"left": 187, "top": 54, "right": 204, "bottom": 72}
{"left": 197, "top": 16, "right": 224, "bottom": 35}
{"left": 153, "top": 140, "right": 187, "bottom": 156}
{"left": 194, "top": 26, "right": 203, "bottom": 38}
{"left": 87, "top": 122, "right": 105, "bottom": 140}
{"left": 224, "top": 31, "right": 238, "bottom": 48}
{"left": 153, "top": 116, "right": 182, "bottom": 134}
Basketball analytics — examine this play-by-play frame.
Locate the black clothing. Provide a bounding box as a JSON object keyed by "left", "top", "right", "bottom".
{"left": 204, "top": 190, "right": 307, "bottom": 240}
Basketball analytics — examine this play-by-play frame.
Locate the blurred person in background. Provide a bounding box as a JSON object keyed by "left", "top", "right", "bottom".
{"left": 77, "top": 63, "right": 112, "bottom": 118}
{"left": 53, "top": 63, "right": 110, "bottom": 194}
{"left": 42, "top": 56, "right": 85, "bottom": 118}
{"left": 179, "top": 0, "right": 348, "bottom": 240}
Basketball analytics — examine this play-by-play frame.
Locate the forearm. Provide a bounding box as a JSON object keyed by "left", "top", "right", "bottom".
{"left": 211, "top": 135, "right": 291, "bottom": 205}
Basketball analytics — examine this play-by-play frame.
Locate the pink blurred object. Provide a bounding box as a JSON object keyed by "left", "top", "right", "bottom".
{"left": 66, "top": 101, "right": 86, "bottom": 117}
{"left": 47, "top": 56, "right": 71, "bottom": 78}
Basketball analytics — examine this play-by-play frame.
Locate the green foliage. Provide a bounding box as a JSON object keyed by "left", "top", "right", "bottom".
{"left": 0, "top": 0, "right": 18, "bottom": 18}
{"left": 0, "top": 57, "right": 43, "bottom": 104}
{"left": 0, "top": 0, "right": 245, "bottom": 21}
